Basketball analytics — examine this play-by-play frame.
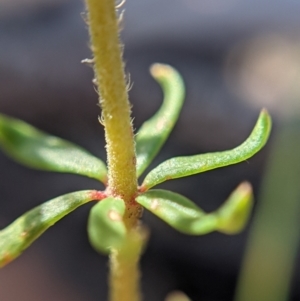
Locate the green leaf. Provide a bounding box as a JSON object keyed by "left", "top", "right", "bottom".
{"left": 216, "top": 182, "right": 253, "bottom": 234}
{"left": 135, "top": 64, "right": 185, "bottom": 177}
{"left": 0, "top": 190, "right": 101, "bottom": 268}
{"left": 88, "top": 197, "right": 127, "bottom": 254}
{"left": 141, "top": 109, "right": 271, "bottom": 190}
{"left": 136, "top": 183, "right": 253, "bottom": 235}
{"left": 0, "top": 114, "right": 107, "bottom": 183}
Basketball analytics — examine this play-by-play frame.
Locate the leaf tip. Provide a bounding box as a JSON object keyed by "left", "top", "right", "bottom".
{"left": 217, "top": 181, "right": 253, "bottom": 234}
{"left": 150, "top": 63, "right": 172, "bottom": 78}
{"left": 258, "top": 108, "right": 272, "bottom": 137}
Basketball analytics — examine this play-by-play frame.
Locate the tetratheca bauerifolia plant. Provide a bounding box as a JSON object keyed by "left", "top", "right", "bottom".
{"left": 0, "top": 1, "right": 272, "bottom": 300}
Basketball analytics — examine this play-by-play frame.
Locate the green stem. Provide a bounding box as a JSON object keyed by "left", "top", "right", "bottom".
{"left": 84, "top": 1, "right": 144, "bottom": 301}
{"left": 85, "top": 0, "right": 138, "bottom": 209}
{"left": 109, "top": 230, "right": 145, "bottom": 301}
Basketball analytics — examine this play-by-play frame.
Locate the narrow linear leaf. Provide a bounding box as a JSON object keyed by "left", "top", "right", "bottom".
{"left": 141, "top": 109, "right": 271, "bottom": 190}
{"left": 88, "top": 197, "right": 126, "bottom": 254}
{"left": 0, "top": 190, "right": 102, "bottom": 268}
{"left": 216, "top": 182, "right": 253, "bottom": 234}
{"left": 136, "top": 64, "right": 185, "bottom": 177}
{"left": 137, "top": 189, "right": 210, "bottom": 235}
{"left": 0, "top": 114, "right": 107, "bottom": 183}
{"left": 136, "top": 183, "right": 253, "bottom": 235}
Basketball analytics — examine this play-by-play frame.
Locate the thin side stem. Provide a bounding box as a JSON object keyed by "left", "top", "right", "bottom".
{"left": 85, "top": 0, "right": 138, "bottom": 211}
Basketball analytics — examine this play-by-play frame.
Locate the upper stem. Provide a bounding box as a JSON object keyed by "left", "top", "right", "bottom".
{"left": 85, "top": 0, "right": 138, "bottom": 215}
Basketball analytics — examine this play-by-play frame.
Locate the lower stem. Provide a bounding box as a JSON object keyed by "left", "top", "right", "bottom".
{"left": 109, "top": 229, "right": 146, "bottom": 301}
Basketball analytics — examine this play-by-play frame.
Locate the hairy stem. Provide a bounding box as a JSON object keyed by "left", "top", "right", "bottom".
{"left": 85, "top": 0, "right": 138, "bottom": 209}
{"left": 84, "top": 1, "right": 143, "bottom": 301}
{"left": 109, "top": 230, "right": 145, "bottom": 301}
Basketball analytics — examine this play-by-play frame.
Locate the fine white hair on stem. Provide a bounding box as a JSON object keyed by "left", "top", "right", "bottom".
{"left": 126, "top": 73, "right": 133, "bottom": 91}
{"left": 81, "top": 58, "right": 94, "bottom": 68}
{"left": 80, "top": 12, "right": 88, "bottom": 24}
{"left": 98, "top": 115, "right": 105, "bottom": 126}
{"left": 118, "top": 9, "right": 125, "bottom": 31}
{"left": 116, "top": 0, "right": 126, "bottom": 9}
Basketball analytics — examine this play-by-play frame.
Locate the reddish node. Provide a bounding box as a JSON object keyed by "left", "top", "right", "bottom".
{"left": 89, "top": 190, "right": 107, "bottom": 201}
{"left": 138, "top": 185, "right": 147, "bottom": 193}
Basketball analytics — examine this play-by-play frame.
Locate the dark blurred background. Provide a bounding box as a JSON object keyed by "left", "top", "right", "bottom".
{"left": 1, "top": 0, "right": 300, "bottom": 300}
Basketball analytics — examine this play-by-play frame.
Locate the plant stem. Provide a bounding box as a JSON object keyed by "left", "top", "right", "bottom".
{"left": 85, "top": 1, "right": 144, "bottom": 301}
{"left": 109, "top": 230, "right": 145, "bottom": 301}
{"left": 85, "top": 0, "right": 138, "bottom": 213}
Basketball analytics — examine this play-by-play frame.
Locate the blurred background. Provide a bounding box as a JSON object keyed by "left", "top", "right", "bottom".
{"left": 1, "top": 0, "right": 300, "bottom": 300}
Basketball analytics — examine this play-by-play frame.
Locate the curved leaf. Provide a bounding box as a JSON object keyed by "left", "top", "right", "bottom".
{"left": 136, "top": 64, "right": 185, "bottom": 177}
{"left": 216, "top": 182, "right": 253, "bottom": 234}
{"left": 0, "top": 190, "right": 102, "bottom": 267}
{"left": 88, "top": 197, "right": 126, "bottom": 254}
{"left": 136, "top": 183, "right": 253, "bottom": 235}
{"left": 141, "top": 109, "right": 271, "bottom": 190}
{"left": 0, "top": 114, "right": 107, "bottom": 183}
